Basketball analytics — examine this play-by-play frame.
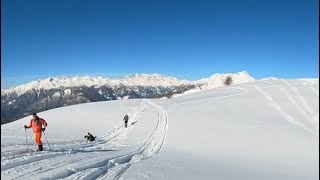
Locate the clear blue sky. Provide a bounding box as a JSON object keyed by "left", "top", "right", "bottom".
{"left": 1, "top": 0, "right": 319, "bottom": 88}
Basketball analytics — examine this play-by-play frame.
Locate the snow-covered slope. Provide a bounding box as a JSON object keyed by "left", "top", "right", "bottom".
{"left": 1, "top": 78, "right": 318, "bottom": 180}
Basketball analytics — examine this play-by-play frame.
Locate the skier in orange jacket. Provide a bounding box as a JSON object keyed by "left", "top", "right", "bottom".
{"left": 24, "top": 113, "right": 48, "bottom": 151}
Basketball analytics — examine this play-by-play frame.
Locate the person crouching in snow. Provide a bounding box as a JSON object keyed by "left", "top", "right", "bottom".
{"left": 84, "top": 132, "right": 96, "bottom": 142}
{"left": 24, "top": 113, "right": 47, "bottom": 151}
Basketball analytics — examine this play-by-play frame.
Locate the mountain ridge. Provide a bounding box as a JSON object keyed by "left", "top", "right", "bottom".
{"left": 2, "top": 71, "right": 253, "bottom": 96}
{"left": 1, "top": 71, "right": 255, "bottom": 124}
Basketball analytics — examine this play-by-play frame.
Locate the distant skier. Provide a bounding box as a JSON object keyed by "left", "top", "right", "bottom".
{"left": 24, "top": 113, "right": 48, "bottom": 151}
{"left": 84, "top": 132, "right": 96, "bottom": 142}
{"left": 123, "top": 114, "right": 129, "bottom": 128}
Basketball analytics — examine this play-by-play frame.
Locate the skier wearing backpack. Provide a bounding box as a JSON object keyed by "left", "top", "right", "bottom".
{"left": 123, "top": 114, "right": 129, "bottom": 128}
{"left": 24, "top": 113, "right": 48, "bottom": 151}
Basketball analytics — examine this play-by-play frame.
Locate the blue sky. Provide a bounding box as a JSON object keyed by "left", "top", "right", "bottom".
{"left": 1, "top": 0, "right": 319, "bottom": 88}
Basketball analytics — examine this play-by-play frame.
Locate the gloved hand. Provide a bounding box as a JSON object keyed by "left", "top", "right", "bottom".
{"left": 24, "top": 125, "right": 28, "bottom": 129}
{"left": 42, "top": 128, "right": 45, "bottom": 132}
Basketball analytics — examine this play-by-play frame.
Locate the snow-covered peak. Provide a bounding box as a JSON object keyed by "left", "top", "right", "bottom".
{"left": 260, "top": 77, "right": 279, "bottom": 81}
{"left": 122, "top": 73, "right": 190, "bottom": 87}
{"left": 196, "top": 71, "right": 255, "bottom": 90}
{"left": 206, "top": 71, "right": 252, "bottom": 80}
{"left": 1, "top": 74, "right": 189, "bottom": 96}
{"left": 1, "top": 76, "right": 120, "bottom": 96}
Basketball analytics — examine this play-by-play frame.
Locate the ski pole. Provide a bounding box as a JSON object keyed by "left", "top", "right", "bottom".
{"left": 24, "top": 128, "right": 29, "bottom": 150}
{"left": 43, "top": 131, "right": 51, "bottom": 150}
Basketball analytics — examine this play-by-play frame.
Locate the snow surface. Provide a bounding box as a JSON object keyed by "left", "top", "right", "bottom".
{"left": 1, "top": 78, "right": 318, "bottom": 180}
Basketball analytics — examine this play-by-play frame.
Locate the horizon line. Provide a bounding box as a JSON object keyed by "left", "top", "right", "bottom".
{"left": 1, "top": 71, "right": 319, "bottom": 90}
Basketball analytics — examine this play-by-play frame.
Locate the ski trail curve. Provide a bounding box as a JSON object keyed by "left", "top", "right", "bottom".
{"left": 100, "top": 99, "right": 168, "bottom": 180}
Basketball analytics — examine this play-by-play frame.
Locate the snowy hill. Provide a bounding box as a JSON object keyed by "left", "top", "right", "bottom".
{"left": 196, "top": 71, "right": 255, "bottom": 90}
{"left": 1, "top": 78, "right": 318, "bottom": 180}
{"left": 1, "top": 72, "right": 254, "bottom": 123}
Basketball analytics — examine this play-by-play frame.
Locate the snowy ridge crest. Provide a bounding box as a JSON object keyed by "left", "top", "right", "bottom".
{"left": 122, "top": 73, "right": 191, "bottom": 87}
{"left": 195, "top": 71, "right": 255, "bottom": 90}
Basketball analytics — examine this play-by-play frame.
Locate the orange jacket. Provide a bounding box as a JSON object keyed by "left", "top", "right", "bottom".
{"left": 27, "top": 117, "right": 47, "bottom": 133}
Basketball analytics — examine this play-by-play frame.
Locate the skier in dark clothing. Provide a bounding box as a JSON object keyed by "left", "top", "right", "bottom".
{"left": 123, "top": 114, "right": 129, "bottom": 128}
{"left": 84, "top": 132, "right": 96, "bottom": 142}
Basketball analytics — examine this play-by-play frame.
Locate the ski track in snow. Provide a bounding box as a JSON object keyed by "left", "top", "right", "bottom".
{"left": 300, "top": 79, "right": 319, "bottom": 98}
{"left": 95, "top": 99, "right": 168, "bottom": 180}
{"left": 261, "top": 80, "right": 317, "bottom": 129}
{"left": 1, "top": 99, "right": 168, "bottom": 180}
{"left": 311, "top": 87, "right": 319, "bottom": 96}
{"left": 1, "top": 102, "right": 147, "bottom": 164}
{"left": 253, "top": 85, "right": 318, "bottom": 136}
{"left": 167, "top": 87, "right": 249, "bottom": 107}
{"left": 281, "top": 79, "right": 319, "bottom": 129}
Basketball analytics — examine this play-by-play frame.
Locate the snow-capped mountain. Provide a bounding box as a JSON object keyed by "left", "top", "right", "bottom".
{"left": 1, "top": 74, "right": 190, "bottom": 96}
{"left": 1, "top": 71, "right": 255, "bottom": 124}
{"left": 2, "top": 72, "right": 254, "bottom": 96}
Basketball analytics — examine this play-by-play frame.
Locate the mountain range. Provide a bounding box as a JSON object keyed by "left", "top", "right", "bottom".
{"left": 1, "top": 71, "right": 254, "bottom": 124}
